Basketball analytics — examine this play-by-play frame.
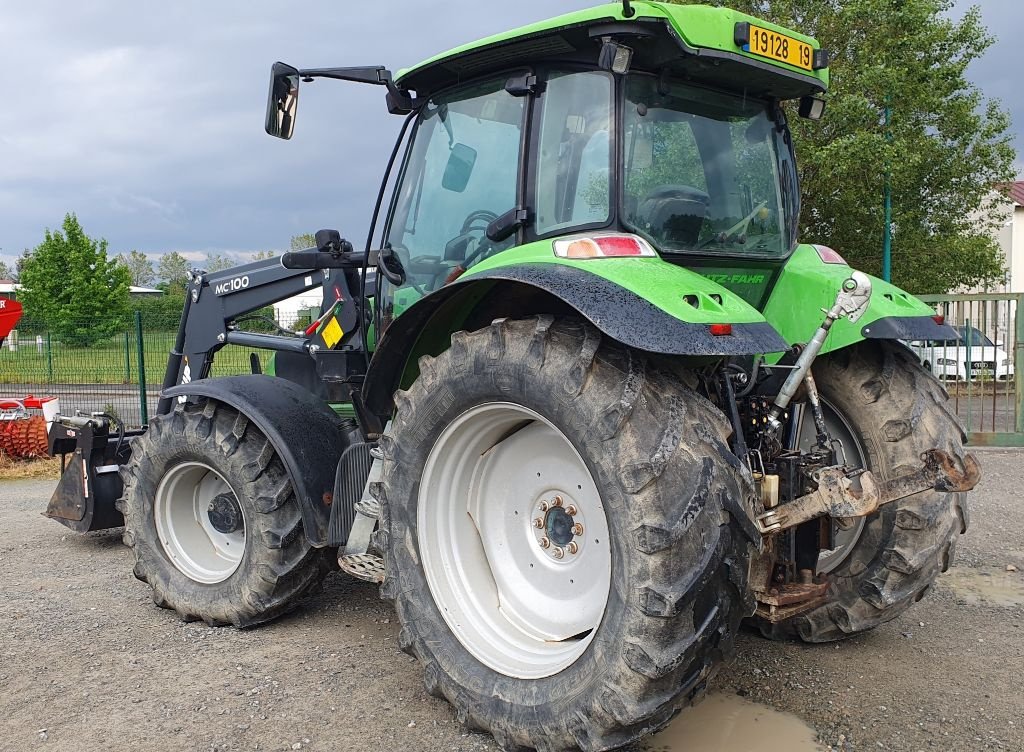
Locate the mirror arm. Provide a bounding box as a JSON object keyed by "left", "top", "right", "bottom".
{"left": 297, "top": 65, "right": 391, "bottom": 86}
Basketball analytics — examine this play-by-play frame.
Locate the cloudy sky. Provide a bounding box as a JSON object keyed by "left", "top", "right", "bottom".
{"left": 0, "top": 0, "right": 1020, "bottom": 274}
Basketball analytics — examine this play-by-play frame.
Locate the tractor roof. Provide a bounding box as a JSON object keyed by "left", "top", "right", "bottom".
{"left": 396, "top": 2, "right": 828, "bottom": 101}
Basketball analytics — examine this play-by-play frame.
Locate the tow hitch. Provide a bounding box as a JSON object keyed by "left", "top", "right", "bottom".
{"left": 757, "top": 449, "right": 981, "bottom": 535}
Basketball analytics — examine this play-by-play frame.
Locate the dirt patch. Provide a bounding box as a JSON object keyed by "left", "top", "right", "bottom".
{"left": 938, "top": 567, "right": 1024, "bottom": 608}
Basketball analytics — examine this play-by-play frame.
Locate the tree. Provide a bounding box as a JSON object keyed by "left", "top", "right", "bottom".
{"left": 0, "top": 259, "right": 13, "bottom": 281}
{"left": 668, "top": 0, "right": 1016, "bottom": 293}
{"left": 290, "top": 233, "right": 316, "bottom": 251}
{"left": 18, "top": 213, "right": 131, "bottom": 345}
{"left": 204, "top": 253, "right": 235, "bottom": 273}
{"left": 252, "top": 250, "right": 277, "bottom": 261}
{"left": 117, "top": 250, "right": 155, "bottom": 287}
{"left": 157, "top": 251, "right": 191, "bottom": 295}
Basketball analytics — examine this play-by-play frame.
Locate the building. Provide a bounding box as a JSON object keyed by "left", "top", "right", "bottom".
{"left": 995, "top": 181, "right": 1024, "bottom": 293}
{"left": 0, "top": 282, "right": 162, "bottom": 300}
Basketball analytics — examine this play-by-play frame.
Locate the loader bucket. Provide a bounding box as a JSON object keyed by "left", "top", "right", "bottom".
{"left": 44, "top": 417, "right": 135, "bottom": 533}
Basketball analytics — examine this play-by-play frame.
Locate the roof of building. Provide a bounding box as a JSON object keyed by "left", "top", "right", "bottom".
{"left": 999, "top": 181, "right": 1024, "bottom": 206}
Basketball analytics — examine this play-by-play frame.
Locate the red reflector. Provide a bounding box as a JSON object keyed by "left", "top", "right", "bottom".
{"left": 594, "top": 235, "right": 643, "bottom": 256}
{"left": 813, "top": 244, "right": 847, "bottom": 265}
{"left": 709, "top": 324, "right": 733, "bottom": 336}
{"left": 932, "top": 314, "right": 945, "bottom": 325}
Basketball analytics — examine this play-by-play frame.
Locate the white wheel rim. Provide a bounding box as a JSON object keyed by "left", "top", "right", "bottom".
{"left": 154, "top": 462, "right": 245, "bottom": 584}
{"left": 798, "top": 400, "right": 867, "bottom": 574}
{"left": 418, "top": 403, "right": 611, "bottom": 679}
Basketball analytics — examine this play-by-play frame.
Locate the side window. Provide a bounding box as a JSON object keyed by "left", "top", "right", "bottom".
{"left": 383, "top": 78, "right": 525, "bottom": 320}
{"left": 534, "top": 70, "right": 613, "bottom": 235}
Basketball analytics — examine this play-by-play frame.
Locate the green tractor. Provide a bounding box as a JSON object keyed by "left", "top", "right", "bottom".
{"left": 47, "top": 1, "right": 980, "bottom": 749}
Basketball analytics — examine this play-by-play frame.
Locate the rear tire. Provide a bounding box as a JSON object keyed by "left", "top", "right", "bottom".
{"left": 118, "top": 400, "right": 329, "bottom": 627}
{"left": 761, "top": 341, "right": 970, "bottom": 642}
{"left": 378, "top": 317, "right": 756, "bottom": 751}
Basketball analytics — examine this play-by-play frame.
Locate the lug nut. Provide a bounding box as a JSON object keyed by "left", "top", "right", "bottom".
{"left": 553, "top": 495, "right": 563, "bottom": 507}
{"left": 539, "top": 537, "right": 550, "bottom": 549}
{"left": 566, "top": 505, "right": 577, "bottom": 516}
{"left": 552, "top": 547, "right": 565, "bottom": 559}
{"left": 572, "top": 523, "right": 584, "bottom": 536}
{"left": 567, "top": 541, "right": 579, "bottom": 555}
{"left": 533, "top": 518, "right": 544, "bottom": 529}
{"left": 539, "top": 501, "right": 549, "bottom": 512}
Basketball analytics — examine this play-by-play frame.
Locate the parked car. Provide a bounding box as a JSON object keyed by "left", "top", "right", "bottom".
{"left": 908, "top": 325, "right": 1014, "bottom": 381}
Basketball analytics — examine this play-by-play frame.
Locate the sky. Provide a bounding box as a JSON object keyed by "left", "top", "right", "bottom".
{"left": 0, "top": 0, "right": 1020, "bottom": 275}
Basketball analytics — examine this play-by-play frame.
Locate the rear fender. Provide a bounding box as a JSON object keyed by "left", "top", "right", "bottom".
{"left": 163, "top": 375, "right": 354, "bottom": 548}
{"left": 363, "top": 254, "right": 788, "bottom": 417}
{"left": 763, "top": 244, "right": 957, "bottom": 353}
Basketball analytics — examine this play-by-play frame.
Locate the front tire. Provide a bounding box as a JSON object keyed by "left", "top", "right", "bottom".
{"left": 764, "top": 341, "right": 970, "bottom": 642}
{"left": 119, "top": 400, "right": 329, "bottom": 627}
{"left": 377, "top": 317, "right": 755, "bottom": 751}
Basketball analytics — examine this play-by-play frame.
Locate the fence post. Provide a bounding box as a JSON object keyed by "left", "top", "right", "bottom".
{"left": 124, "top": 330, "right": 132, "bottom": 383}
{"left": 134, "top": 311, "right": 148, "bottom": 426}
{"left": 45, "top": 331, "right": 53, "bottom": 382}
{"left": 1016, "top": 295, "right": 1024, "bottom": 434}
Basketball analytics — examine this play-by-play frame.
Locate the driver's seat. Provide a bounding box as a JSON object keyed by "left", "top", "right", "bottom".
{"left": 635, "top": 185, "right": 709, "bottom": 247}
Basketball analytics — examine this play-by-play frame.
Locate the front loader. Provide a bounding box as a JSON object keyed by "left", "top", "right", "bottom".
{"left": 46, "top": 2, "right": 979, "bottom": 749}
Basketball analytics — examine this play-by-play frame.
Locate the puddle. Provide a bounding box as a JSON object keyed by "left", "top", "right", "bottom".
{"left": 939, "top": 567, "right": 1024, "bottom": 607}
{"left": 644, "top": 693, "right": 825, "bottom": 752}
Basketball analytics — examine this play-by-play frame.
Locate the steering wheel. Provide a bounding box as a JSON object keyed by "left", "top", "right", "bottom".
{"left": 444, "top": 209, "right": 499, "bottom": 263}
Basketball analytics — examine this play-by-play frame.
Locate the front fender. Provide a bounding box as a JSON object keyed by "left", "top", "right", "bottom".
{"left": 363, "top": 253, "right": 788, "bottom": 417}
{"left": 764, "top": 245, "right": 957, "bottom": 352}
{"left": 162, "top": 375, "right": 353, "bottom": 548}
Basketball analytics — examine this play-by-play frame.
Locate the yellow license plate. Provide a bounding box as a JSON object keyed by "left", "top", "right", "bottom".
{"left": 746, "top": 25, "right": 813, "bottom": 71}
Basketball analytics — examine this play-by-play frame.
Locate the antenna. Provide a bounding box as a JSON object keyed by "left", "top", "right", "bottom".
{"left": 622, "top": 0, "right": 635, "bottom": 18}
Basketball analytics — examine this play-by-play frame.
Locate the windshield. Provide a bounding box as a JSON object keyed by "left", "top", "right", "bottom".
{"left": 621, "top": 75, "right": 797, "bottom": 257}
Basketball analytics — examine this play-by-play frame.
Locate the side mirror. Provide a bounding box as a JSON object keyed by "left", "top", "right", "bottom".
{"left": 266, "top": 62, "right": 301, "bottom": 139}
{"left": 441, "top": 143, "right": 477, "bottom": 193}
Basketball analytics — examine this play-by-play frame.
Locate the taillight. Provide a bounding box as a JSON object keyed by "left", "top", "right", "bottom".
{"left": 813, "top": 244, "right": 847, "bottom": 265}
{"left": 709, "top": 324, "right": 733, "bottom": 336}
{"left": 553, "top": 233, "right": 657, "bottom": 259}
{"left": 932, "top": 314, "right": 945, "bottom": 325}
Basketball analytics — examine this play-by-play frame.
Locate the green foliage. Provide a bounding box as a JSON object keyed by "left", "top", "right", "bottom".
{"left": 156, "top": 251, "right": 191, "bottom": 297}
{"left": 204, "top": 253, "right": 235, "bottom": 273}
{"left": 133, "top": 291, "right": 186, "bottom": 330}
{"left": 668, "top": 0, "right": 1016, "bottom": 292}
{"left": 18, "top": 213, "right": 131, "bottom": 346}
{"left": 0, "top": 259, "right": 14, "bottom": 280}
{"left": 290, "top": 233, "right": 316, "bottom": 251}
{"left": 252, "top": 250, "right": 277, "bottom": 261}
{"left": 117, "top": 250, "right": 155, "bottom": 287}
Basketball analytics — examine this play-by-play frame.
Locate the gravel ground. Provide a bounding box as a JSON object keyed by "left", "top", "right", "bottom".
{"left": 1, "top": 450, "right": 1021, "bottom": 752}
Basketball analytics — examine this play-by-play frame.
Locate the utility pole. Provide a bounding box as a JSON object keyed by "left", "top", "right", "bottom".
{"left": 882, "top": 104, "right": 892, "bottom": 282}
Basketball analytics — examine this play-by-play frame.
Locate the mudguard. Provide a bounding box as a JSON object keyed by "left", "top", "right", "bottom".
{"left": 364, "top": 246, "right": 789, "bottom": 417}
{"left": 163, "top": 375, "right": 353, "bottom": 547}
{"left": 763, "top": 244, "right": 957, "bottom": 352}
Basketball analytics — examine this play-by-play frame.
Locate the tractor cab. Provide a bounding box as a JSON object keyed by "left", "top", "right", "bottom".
{"left": 375, "top": 2, "right": 829, "bottom": 318}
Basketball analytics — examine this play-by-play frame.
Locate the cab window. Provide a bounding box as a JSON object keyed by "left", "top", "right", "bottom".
{"left": 383, "top": 77, "right": 525, "bottom": 318}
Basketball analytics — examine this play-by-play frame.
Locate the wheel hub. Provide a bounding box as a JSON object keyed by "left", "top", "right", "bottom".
{"left": 532, "top": 495, "right": 585, "bottom": 561}
{"left": 208, "top": 493, "right": 243, "bottom": 534}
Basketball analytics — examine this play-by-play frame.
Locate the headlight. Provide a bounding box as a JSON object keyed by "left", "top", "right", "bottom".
{"left": 936, "top": 358, "right": 957, "bottom": 366}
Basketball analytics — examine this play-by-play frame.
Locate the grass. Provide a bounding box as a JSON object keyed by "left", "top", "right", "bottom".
{"left": 0, "top": 454, "right": 61, "bottom": 481}
{"left": 0, "top": 328, "right": 262, "bottom": 385}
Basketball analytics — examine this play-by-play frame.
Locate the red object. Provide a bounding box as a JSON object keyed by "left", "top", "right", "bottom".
{"left": 932, "top": 314, "right": 945, "bottom": 326}
{"left": 0, "top": 298, "right": 23, "bottom": 340}
{"left": 812, "top": 245, "right": 847, "bottom": 265}
{"left": 709, "top": 323, "right": 733, "bottom": 336}
{"left": 553, "top": 233, "right": 657, "bottom": 259}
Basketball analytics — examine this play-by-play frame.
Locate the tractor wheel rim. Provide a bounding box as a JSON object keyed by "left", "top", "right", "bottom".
{"left": 154, "top": 461, "right": 245, "bottom": 584}
{"left": 418, "top": 402, "right": 611, "bottom": 680}
{"left": 802, "top": 399, "right": 867, "bottom": 574}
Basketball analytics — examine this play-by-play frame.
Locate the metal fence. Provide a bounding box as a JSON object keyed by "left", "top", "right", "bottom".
{"left": 917, "top": 293, "right": 1024, "bottom": 447}
{"left": 3, "top": 298, "right": 1022, "bottom": 446}
{"left": 0, "top": 310, "right": 314, "bottom": 428}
